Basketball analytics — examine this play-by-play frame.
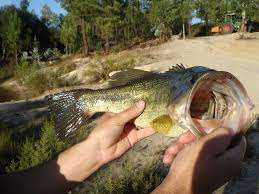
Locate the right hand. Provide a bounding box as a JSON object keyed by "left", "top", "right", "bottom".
{"left": 153, "top": 128, "right": 247, "bottom": 194}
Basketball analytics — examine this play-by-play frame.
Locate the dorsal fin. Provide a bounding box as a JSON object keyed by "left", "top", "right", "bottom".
{"left": 168, "top": 64, "right": 186, "bottom": 72}
{"left": 108, "top": 69, "right": 155, "bottom": 87}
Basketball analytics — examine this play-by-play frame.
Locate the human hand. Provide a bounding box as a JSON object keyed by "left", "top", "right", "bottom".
{"left": 163, "top": 119, "right": 226, "bottom": 164}
{"left": 153, "top": 128, "right": 247, "bottom": 194}
{"left": 88, "top": 101, "right": 155, "bottom": 165}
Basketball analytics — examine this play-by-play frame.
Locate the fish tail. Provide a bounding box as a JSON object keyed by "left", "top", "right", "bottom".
{"left": 46, "top": 89, "right": 90, "bottom": 139}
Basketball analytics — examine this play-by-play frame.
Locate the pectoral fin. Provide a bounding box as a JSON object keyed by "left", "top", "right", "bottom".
{"left": 151, "top": 115, "right": 186, "bottom": 137}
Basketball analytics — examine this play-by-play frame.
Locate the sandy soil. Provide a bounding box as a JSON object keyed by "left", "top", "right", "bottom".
{"left": 138, "top": 33, "right": 259, "bottom": 113}
{"left": 1, "top": 33, "right": 259, "bottom": 194}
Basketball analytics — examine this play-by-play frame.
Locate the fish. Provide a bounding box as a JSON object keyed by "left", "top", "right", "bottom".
{"left": 46, "top": 65, "right": 254, "bottom": 140}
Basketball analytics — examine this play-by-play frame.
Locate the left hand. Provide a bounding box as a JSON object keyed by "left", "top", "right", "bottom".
{"left": 88, "top": 101, "right": 155, "bottom": 164}
{"left": 163, "top": 119, "right": 224, "bottom": 165}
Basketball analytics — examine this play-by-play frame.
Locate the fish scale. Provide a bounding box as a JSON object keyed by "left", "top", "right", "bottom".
{"left": 46, "top": 66, "right": 253, "bottom": 139}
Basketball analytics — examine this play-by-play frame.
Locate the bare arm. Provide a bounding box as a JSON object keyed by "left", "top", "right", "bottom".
{"left": 0, "top": 101, "right": 155, "bottom": 194}
{"left": 0, "top": 138, "right": 100, "bottom": 194}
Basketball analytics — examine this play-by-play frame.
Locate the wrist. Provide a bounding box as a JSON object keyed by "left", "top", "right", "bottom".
{"left": 152, "top": 174, "right": 192, "bottom": 194}
{"left": 57, "top": 138, "right": 104, "bottom": 182}
{"left": 80, "top": 138, "right": 104, "bottom": 168}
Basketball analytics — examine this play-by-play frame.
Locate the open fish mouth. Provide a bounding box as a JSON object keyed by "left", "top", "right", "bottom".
{"left": 186, "top": 71, "right": 254, "bottom": 137}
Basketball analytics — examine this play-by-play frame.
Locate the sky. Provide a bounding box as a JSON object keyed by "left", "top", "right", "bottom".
{"left": 0, "top": 0, "right": 201, "bottom": 24}
{"left": 0, "top": 0, "right": 66, "bottom": 16}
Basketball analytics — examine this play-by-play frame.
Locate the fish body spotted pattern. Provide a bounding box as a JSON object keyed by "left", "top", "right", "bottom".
{"left": 47, "top": 65, "right": 252, "bottom": 139}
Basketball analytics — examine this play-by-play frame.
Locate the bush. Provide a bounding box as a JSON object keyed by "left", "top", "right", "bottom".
{"left": 6, "top": 119, "right": 64, "bottom": 173}
{"left": 15, "top": 58, "right": 80, "bottom": 97}
{"left": 85, "top": 159, "right": 164, "bottom": 194}
{"left": 0, "top": 124, "right": 18, "bottom": 173}
{"left": 0, "top": 66, "right": 13, "bottom": 83}
{"left": 43, "top": 48, "right": 61, "bottom": 61}
{"left": 84, "top": 54, "right": 136, "bottom": 82}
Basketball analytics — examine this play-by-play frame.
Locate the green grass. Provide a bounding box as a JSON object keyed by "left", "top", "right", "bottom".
{"left": 84, "top": 158, "right": 164, "bottom": 194}
{"left": 15, "top": 59, "right": 80, "bottom": 98}
{"left": 0, "top": 66, "right": 13, "bottom": 83}
{"left": 84, "top": 54, "right": 136, "bottom": 82}
{"left": 6, "top": 119, "right": 64, "bottom": 173}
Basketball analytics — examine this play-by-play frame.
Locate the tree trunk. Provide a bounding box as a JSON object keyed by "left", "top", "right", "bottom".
{"left": 188, "top": 20, "right": 191, "bottom": 38}
{"left": 15, "top": 47, "right": 18, "bottom": 65}
{"left": 205, "top": 14, "right": 209, "bottom": 35}
{"left": 182, "top": 22, "right": 186, "bottom": 40}
{"left": 241, "top": 10, "right": 247, "bottom": 33}
{"left": 65, "top": 44, "right": 68, "bottom": 55}
{"left": 80, "top": 18, "right": 89, "bottom": 56}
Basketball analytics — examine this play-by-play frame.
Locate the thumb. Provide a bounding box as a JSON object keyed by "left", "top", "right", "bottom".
{"left": 112, "top": 101, "right": 146, "bottom": 126}
{"left": 200, "top": 128, "right": 234, "bottom": 155}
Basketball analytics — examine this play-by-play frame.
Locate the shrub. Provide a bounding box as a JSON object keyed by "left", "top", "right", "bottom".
{"left": 86, "top": 159, "right": 164, "bottom": 194}
{"left": 15, "top": 58, "right": 80, "bottom": 97}
{"left": 6, "top": 119, "right": 64, "bottom": 173}
{"left": 0, "top": 66, "right": 14, "bottom": 83}
{"left": 0, "top": 124, "right": 18, "bottom": 173}
{"left": 84, "top": 54, "right": 136, "bottom": 82}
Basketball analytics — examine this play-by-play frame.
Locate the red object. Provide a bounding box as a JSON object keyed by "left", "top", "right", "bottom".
{"left": 221, "top": 24, "right": 233, "bottom": 34}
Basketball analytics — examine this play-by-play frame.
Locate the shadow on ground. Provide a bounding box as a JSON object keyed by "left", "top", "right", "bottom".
{"left": 217, "top": 116, "right": 259, "bottom": 194}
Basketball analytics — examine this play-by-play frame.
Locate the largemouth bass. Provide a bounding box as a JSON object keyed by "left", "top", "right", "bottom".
{"left": 47, "top": 65, "right": 254, "bottom": 139}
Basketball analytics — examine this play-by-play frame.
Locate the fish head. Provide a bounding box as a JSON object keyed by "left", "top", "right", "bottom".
{"left": 168, "top": 67, "right": 254, "bottom": 137}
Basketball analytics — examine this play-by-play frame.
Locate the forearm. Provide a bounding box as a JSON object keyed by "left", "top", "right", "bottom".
{"left": 57, "top": 137, "right": 103, "bottom": 182}
{"left": 0, "top": 138, "right": 103, "bottom": 194}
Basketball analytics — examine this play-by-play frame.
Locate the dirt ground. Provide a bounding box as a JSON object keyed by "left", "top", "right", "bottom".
{"left": 1, "top": 33, "right": 259, "bottom": 194}
{"left": 137, "top": 32, "right": 259, "bottom": 114}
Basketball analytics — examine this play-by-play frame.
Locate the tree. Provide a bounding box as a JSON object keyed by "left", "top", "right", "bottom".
{"left": 177, "top": 0, "right": 195, "bottom": 39}
{"left": 1, "top": 9, "right": 21, "bottom": 65}
{"left": 20, "top": 0, "right": 29, "bottom": 12}
{"left": 60, "top": 14, "right": 78, "bottom": 54}
{"left": 149, "top": 0, "right": 177, "bottom": 39}
{"left": 58, "top": 0, "right": 104, "bottom": 56}
{"left": 233, "top": 0, "right": 259, "bottom": 32}
{"left": 41, "top": 4, "right": 62, "bottom": 28}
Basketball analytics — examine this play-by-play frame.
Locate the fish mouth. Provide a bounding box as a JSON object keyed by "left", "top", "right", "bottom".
{"left": 186, "top": 71, "right": 254, "bottom": 137}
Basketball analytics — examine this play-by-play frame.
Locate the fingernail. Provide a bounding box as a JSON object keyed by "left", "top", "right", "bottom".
{"left": 163, "top": 156, "right": 170, "bottom": 165}
{"left": 136, "top": 100, "right": 145, "bottom": 108}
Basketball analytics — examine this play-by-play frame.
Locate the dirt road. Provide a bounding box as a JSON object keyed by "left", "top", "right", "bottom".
{"left": 139, "top": 33, "right": 259, "bottom": 113}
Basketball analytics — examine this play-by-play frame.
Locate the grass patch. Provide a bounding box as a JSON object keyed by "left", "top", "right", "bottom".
{"left": 78, "top": 157, "right": 164, "bottom": 194}
{"left": 15, "top": 59, "right": 80, "bottom": 98}
{"left": 6, "top": 119, "right": 64, "bottom": 173}
{"left": 0, "top": 124, "right": 18, "bottom": 173}
{"left": 0, "top": 66, "right": 14, "bottom": 83}
{"left": 0, "top": 86, "right": 21, "bottom": 102}
{"left": 84, "top": 54, "right": 136, "bottom": 82}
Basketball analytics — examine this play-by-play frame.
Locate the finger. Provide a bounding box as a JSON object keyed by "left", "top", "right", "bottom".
{"left": 136, "top": 127, "right": 156, "bottom": 141}
{"left": 163, "top": 142, "right": 184, "bottom": 165}
{"left": 178, "top": 131, "right": 196, "bottom": 144}
{"left": 216, "top": 136, "right": 246, "bottom": 177}
{"left": 125, "top": 127, "right": 155, "bottom": 147}
{"left": 200, "top": 128, "right": 234, "bottom": 155}
{"left": 220, "top": 136, "right": 247, "bottom": 162}
{"left": 96, "top": 112, "right": 115, "bottom": 124}
{"left": 112, "top": 101, "right": 145, "bottom": 126}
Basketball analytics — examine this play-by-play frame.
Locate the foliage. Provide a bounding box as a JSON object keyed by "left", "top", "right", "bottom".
{"left": 85, "top": 159, "right": 164, "bottom": 194}
{"left": 84, "top": 54, "right": 136, "bottom": 81}
{"left": 149, "top": 0, "right": 177, "bottom": 38}
{"left": 0, "top": 66, "right": 13, "bottom": 82}
{"left": 6, "top": 119, "right": 64, "bottom": 173}
{"left": 0, "top": 7, "right": 21, "bottom": 64}
{"left": 15, "top": 57, "right": 79, "bottom": 97}
{"left": 43, "top": 48, "right": 61, "bottom": 61}
{"left": 0, "top": 124, "right": 18, "bottom": 173}
{"left": 60, "top": 14, "right": 78, "bottom": 54}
